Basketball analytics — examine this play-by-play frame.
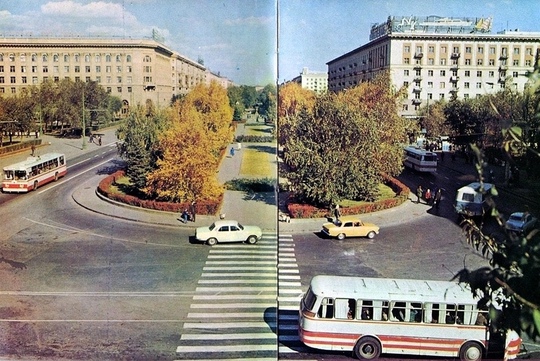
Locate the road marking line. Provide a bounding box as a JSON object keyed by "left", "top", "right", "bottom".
{"left": 183, "top": 321, "right": 276, "bottom": 329}
{"left": 188, "top": 312, "right": 276, "bottom": 318}
{"left": 181, "top": 333, "right": 276, "bottom": 340}
{"left": 176, "top": 344, "right": 277, "bottom": 352}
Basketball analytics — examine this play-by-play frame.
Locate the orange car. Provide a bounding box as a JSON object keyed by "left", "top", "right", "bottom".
{"left": 322, "top": 215, "right": 380, "bottom": 240}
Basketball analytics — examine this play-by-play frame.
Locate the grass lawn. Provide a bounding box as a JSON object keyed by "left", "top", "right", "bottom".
{"left": 245, "top": 123, "right": 273, "bottom": 137}
{"left": 340, "top": 183, "right": 396, "bottom": 206}
{"left": 240, "top": 148, "right": 274, "bottom": 177}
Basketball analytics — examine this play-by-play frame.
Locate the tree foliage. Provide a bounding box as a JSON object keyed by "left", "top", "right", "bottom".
{"left": 458, "top": 55, "right": 540, "bottom": 342}
{"left": 144, "top": 81, "right": 233, "bottom": 202}
{"left": 277, "top": 82, "right": 316, "bottom": 146}
{"left": 257, "top": 84, "right": 277, "bottom": 123}
{"left": 283, "top": 72, "right": 407, "bottom": 207}
{"left": 116, "top": 106, "right": 167, "bottom": 189}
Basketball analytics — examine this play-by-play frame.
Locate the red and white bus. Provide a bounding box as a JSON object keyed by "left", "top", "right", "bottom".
{"left": 2, "top": 153, "right": 67, "bottom": 193}
{"left": 404, "top": 145, "right": 438, "bottom": 173}
{"left": 299, "top": 275, "right": 521, "bottom": 361}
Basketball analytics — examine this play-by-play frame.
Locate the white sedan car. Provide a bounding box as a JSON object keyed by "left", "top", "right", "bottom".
{"left": 195, "top": 220, "right": 262, "bottom": 246}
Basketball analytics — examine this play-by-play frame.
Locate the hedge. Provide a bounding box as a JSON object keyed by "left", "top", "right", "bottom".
{"left": 287, "top": 175, "right": 410, "bottom": 219}
{"left": 97, "top": 170, "right": 222, "bottom": 215}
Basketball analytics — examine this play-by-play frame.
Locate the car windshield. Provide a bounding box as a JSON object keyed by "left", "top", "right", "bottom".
{"left": 509, "top": 215, "right": 524, "bottom": 222}
{"left": 209, "top": 223, "right": 216, "bottom": 231}
{"left": 236, "top": 223, "right": 245, "bottom": 230}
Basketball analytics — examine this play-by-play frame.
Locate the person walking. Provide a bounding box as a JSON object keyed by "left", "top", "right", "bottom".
{"left": 425, "top": 188, "right": 432, "bottom": 205}
{"left": 433, "top": 189, "right": 442, "bottom": 209}
{"left": 416, "top": 185, "right": 423, "bottom": 204}
{"left": 230, "top": 146, "right": 235, "bottom": 157}
{"left": 190, "top": 200, "right": 197, "bottom": 222}
{"left": 334, "top": 203, "right": 341, "bottom": 222}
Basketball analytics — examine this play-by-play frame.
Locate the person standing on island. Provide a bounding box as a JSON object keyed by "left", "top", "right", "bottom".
{"left": 416, "top": 185, "right": 423, "bottom": 204}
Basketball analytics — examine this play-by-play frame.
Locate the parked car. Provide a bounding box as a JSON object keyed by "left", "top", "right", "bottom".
{"left": 195, "top": 220, "right": 262, "bottom": 246}
{"left": 321, "top": 215, "right": 380, "bottom": 240}
{"left": 505, "top": 212, "right": 538, "bottom": 234}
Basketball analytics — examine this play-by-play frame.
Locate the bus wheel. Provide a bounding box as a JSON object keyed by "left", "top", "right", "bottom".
{"left": 33, "top": 181, "right": 39, "bottom": 191}
{"left": 206, "top": 238, "right": 217, "bottom": 246}
{"left": 54, "top": 172, "right": 59, "bottom": 181}
{"left": 354, "top": 336, "right": 381, "bottom": 360}
{"left": 337, "top": 233, "right": 346, "bottom": 240}
{"left": 459, "top": 341, "right": 483, "bottom": 361}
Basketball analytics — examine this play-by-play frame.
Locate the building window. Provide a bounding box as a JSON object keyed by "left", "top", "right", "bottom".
{"left": 85, "top": 54, "right": 91, "bottom": 62}
{"left": 478, "top": 47, "right": 484, "bottom": 53}
{"left": 440, "top": 70, "right": 446, "bottom": 76}
{"left": 31, "top": 53, "right": 37, "bottom": 62}
{"left": 85, "top": 66, "right": 91, "bottom": 73}
{"left": 489, "top": 47, "right": 496, "bottom": 54}
{"left": 476, "top": 82, "right": 482, "bottom": 88}
{"left": 514, "top": 47, "right": 520, "bottom": 55}
{"left": 402, "top": 104, "right": 408, "bottom": 111}
{"left": 32, "top": 76, "right": 38, "bottom": 84}
{"left": 117, "top": 87, "right": 122, "bottom": 92}
{"left": 74, "top": 53, "right": 80, "bottom": 62}
{"left": 440, "top": 58, "right": 446, "bottom": 65}
{"left": 404, "top": 57, "right": 410, "bottom": 64}
{"left": 143, "top": 55, "right": 152, "bottom": 62}
{"left": 106, "top": 87, "right": 111, "bottom": 93}
{"left": 453, "top": 46, "right": 460, "bottom": 53}
{"left": 53, "top": 66, "right": 59, "bottom": 73}
{"left": 85, "top": 76, "right": 91, "bottom": 82}
{"left": 116, "top": 55, "right": 122, "bottom": 62}
{"left": 441, "top": 46, "right": 447, "bottom": 53}
{"left": 452, "top": 70, "right": 458, "bottom": 76}
{"left": 74, "top": 66, "right": 80, "bottom": 73}
{"left": 404, "top": 45, "right": 410, "bottom": 53}
{"left": 428, "top": 93, "right": 433, "bottom": 99}
{"left": 117, "top": 76, "right": 122, "bottom": 83}
{"left": 96, "top": 66, "right": 101, "bottom": 72}
{"left": 0, "top": 53, "right": 3, "bottom": 61}
{"left": 513, "top": 60, "right": 519, "bottom": 66}
{"left": 9, "top": 66, "right": 15, "bottom": 72}
{"left": 106, "top": 66, "right": 111, "bottom": 73}
{"left": 415, "top": 69, "right": 421, "bottom": 76}
{"left": 464, "top": 82, "right": 470, "bottom": 89}
{"left": 428, "top": 46, "right": 435, "bottom": 53}
{"left": 22, "top": 76, "right": 27, "bottom": 84}
{"left": 0, "top": 66, "right": 3, "bottom": 72}
{"left": 116, "top": 66, "right": 122, "bottom": 73}
{"left": 513, "top": 71, "right": 519, "bottom": 78}
{"left": 126, "top": 66, "right": 132, "bottom": 73}
{"left": 526, "top": 60, "right": 532, "bottom": 66}
{"left": 427, "top": 81, "right": 433, "bottom": 88}
{"left": 404, "top": 69, "right": 409, "bottom": 76}
{"left": 42, "top": 54, "right": 48, "bottom": 62}
{"left": 428, "top": 58, "right": 434, "bottom": 65}
{"left": 488, "top": 59, "right": 495, "bottom": 66}
{"left": 42, "top": 66, "right": 48, "bottom": 73}
{"left": 53, "top": 54, "right": 59, "bottom": 62}
{"left": 128, "top": 86, "right": 132, "bottom": 93}
{"left": 64, "top": 66, "right": 69, "bottom": 72}
{"left": 428, "top": 70, "right": 434, "bottom": 76}
{"left": 126, "top": 55, "right": 132, "bottom": 62}
{"left": 32, "top": 66, "right": 37, "bottom": 73}
{"left": 465, "top": 71, "right": 470, "bottom": 77}
{"left": 489, "top": 71, "right": 495, "bottom": 77}
{"left": 0, "top": 76, "right": 4, "bottom": 83}
{"left": 477, "top": 59, "right": 483, "bottom": 65}
{"left": 464, "top": 94, "right": 469, "bottom": 99}
{"left": 440, "top": 82, "right": 445, "bottom": 89}
{"left": 64, "top": 54, "right": 69, "bottom": 62}
{"left": 95, "top": 54, "right": 101, "bottom": 62}
{"left": 465, "top": 59, "right": 471, "bottom": 65}
{"left": 477, "top": 71, "right": 482, "bottom": 77}
{"left": 96, "top": 76, "right": 101, "bottom": 83}
{"left": 106, "top": 76, "right": 111, "bottom": 83}
{"left": 465, "top": 46, "right": 472, "bottom": 53}
{"left": 10, "top": 76, "right": 15, "bottom": 83}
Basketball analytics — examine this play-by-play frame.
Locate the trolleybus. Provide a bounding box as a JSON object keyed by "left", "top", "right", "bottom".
{"left": 299, "top": 275, "right": 521, "bottom": 361}
{"left": 2, "top": 153, "right": 67, "bottom": 193}
{"left": 404, "top": 145, "right": 438, "bottom": 173}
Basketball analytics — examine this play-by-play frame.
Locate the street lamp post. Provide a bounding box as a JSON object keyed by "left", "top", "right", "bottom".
{"left": 82, "top": 88, "right": 86, "bottom": 150}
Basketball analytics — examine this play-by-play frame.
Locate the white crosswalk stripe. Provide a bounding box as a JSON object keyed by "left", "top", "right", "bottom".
{"left": 174, "top": 232, "right": 310, "bottom": 360}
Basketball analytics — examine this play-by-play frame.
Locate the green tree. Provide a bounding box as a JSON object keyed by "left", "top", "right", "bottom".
{"left": 284, "top": 73, "right": 407, "bottom": 207}
{"left": 116, "top": 106, "right": 167, "bottom": 189}
{"left": 257, "top": 84, "right": 277, "bottom": 123}
{"left": 458, "top": 54, "right": 540, "bottom": 343}
{"left": 277, "top": 82, "right": 316, "bottom": 146}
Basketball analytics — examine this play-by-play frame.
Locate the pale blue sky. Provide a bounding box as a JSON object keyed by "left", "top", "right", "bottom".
{"left": 0, "top": 1, "right": 538, "bottom": 86}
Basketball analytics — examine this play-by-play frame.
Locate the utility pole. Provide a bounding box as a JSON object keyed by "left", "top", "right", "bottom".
{"left": 82, "top": 87, "right": 86, "bottom": 149}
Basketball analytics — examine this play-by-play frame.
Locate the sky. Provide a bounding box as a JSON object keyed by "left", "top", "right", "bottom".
{"left": 0, "top": 1, "right": 539, "bottom": 86}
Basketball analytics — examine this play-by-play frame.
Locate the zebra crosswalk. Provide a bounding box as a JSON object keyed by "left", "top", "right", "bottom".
{"left": 174, "top": 233, "right": 306, "bottom": 360}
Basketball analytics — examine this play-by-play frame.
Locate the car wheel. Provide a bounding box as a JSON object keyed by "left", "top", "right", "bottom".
{"left": 367, "top": 231, "right": 376, "bottom": 239}
{"left": 207, "top": 238, "right": 217, "bottom": 246}
{"left": 246, "top": 235, "right": 258, "bottom": 244}
{"left": 337, "top": 233, "right": 346, "bottom": 240}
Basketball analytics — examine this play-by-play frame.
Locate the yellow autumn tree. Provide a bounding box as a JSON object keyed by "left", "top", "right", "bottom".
{"left": 277, "top": 82, "right": 316, "bottom": 146}
{"left": 145, "top": 82, "right": 234, "bottom": 202}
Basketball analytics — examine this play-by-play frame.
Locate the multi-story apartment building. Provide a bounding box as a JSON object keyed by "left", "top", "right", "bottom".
{"left": 327, "top": 16, "right": 540, "bottom": 117}
{"left": 0, "top": 37, "right": 231, "bottom": 116}
{"left": 291, "top": 67, "right": 328, "bottom": 94}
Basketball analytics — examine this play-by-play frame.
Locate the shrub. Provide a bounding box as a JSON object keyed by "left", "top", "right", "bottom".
{"left": 97, "top": 170, "right": 222, "bottom": 215}
{"left": 286, "top": 175, "right": 410, "bottom": 218}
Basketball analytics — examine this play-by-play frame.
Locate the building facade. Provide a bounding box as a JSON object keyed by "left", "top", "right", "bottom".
{"left": 0, "top": 37, "right": 231, "bottom": 115}
{"left": 327, "top": 16, "right": 540, "bottom": 117}
{"left": 291, "top": 67, "right": 328, "bottom": 94}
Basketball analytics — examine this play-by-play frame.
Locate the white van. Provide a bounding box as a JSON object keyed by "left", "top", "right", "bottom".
{"left": 454, "top": 182, "right": 495, "bottom": 217}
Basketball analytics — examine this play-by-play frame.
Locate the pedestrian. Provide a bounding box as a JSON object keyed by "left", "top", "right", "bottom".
{"left": 180, "top": 209, "right": 190, "bottom": 223}
{"left": 230, "top": 146, "right": 235, "bottom": 157}
{"left": 190, "top": 200, "right": 196, "bottom": 222}
{"left": 31, "top": 144, "right": 36, "bottom": 157}
{"left": 416, "top": 185, "right": 423, "bottom": 204}
{"left": 98, "top": 135, "right": 102, "bottom": 146}
{"left": 433, "top": 189, "right": 442, "bottom": 209}
{"left": 334, "top": 203, "right": 341, "bottom": 223}
{"left": 425, "top": 188, "right": 432, "bottom": 205}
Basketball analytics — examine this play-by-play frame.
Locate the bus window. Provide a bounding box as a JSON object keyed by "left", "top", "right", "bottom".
{"left": 458, "top": 304, "right": 475, "bottom": 325}
{"left": 334, "top": 298, "right": 353, "bottom": 319}
{"left": 391, "top": 301, "right": 406, "bottom": 321}
{"left": 371, "top": 300, "right": 388, "bottom": 321}
{"left": 317, "top": 297, "right": 334, "bottom": 319}
{"left": 360, "top": 300, "right": 373, "bottom": 320}
{"left": 410, "top": 302, "right": 422, "bottom": 322}
{"left": 445, "top": 304, "right": 458, "bottom": 324}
